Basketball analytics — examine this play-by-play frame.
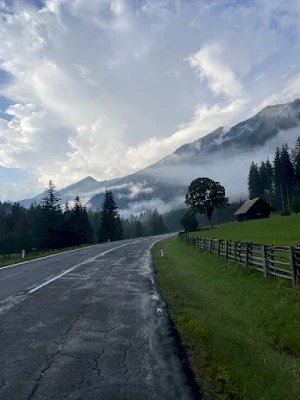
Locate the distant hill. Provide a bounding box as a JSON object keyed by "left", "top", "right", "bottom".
{"left": 20, "top": 99, "right": 300, "bottom": 215}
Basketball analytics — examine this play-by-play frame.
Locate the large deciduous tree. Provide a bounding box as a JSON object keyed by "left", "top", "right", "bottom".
{"left": 185, "top": 178, "right": 228, "bottom": 227}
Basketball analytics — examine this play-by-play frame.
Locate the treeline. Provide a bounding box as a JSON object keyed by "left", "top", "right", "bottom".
{"left": 122, "top": 210, "right": 167, "bottom": 239}
{"left": 248, "top": 137, "right": 300, "bottom": 211}
{"left": 165, "top": 200, "right": 245, "bottom": 232}
{"left": 0, "top": 182, "right": 168, "bottom": 255}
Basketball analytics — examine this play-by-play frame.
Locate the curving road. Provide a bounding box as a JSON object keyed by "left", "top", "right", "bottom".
{"left": 0, "top": 237, "right": 195, "bottom": 400}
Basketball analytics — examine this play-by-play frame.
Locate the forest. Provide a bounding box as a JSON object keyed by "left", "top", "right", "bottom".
{"left": 0, "top": 183, "right": 167, "bottom": 255}
{"left": 248, "top": 137, "right": 300, "bottom": 212}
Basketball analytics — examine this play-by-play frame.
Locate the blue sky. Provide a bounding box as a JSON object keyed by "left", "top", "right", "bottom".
{"left": 0, "top": 0, "right": 299, "bottom": 200}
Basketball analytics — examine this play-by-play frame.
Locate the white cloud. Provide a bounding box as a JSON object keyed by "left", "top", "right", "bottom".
{"left": 0, "top": 0, "right": 299, "bottom": 200}
{"left": 188, "top": 43, "right": 243, "bottom": 99}
{"left": 252, "top": 73, "right": 300, "bottom": 114}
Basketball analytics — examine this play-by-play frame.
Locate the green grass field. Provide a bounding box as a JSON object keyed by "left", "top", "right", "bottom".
{"left": 0, "top": 244, "right": 95, "bottom": 270}
{"left": 193, "top": 214, "right": 300, "bottom": 246}
{"left": 153, "top": 237, "right": 300, "bottom": 400}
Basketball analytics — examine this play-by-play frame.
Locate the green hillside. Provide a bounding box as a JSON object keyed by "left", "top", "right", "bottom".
{"left": 192, "top": 214, "right": 300, "bottom": 246}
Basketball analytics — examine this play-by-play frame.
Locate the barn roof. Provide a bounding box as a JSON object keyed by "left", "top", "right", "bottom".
{"left": 234, "top": 197, "right": 272, "bottom": 215}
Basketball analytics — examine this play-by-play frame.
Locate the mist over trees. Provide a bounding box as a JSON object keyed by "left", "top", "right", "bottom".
{"left": 248, "top": 137, "right": 300, "bottom": 211}
{"left": 122, "top": 210, "right": 167, "bottom": 239}
{"left": 0, "top": 183, "right": 168, "bottom": 255}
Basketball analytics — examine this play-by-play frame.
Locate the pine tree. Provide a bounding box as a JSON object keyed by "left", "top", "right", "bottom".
{"left": 274, "top": 147, "right": 285, "bottom": 210}
{"left": 41, "top": 181, "right": 61, "bottom": 214}
{"left": 149, "top": 211, "right": 166, "bottom": 235}
{"left": 115, "top": 216, "right": 124, "bottom": 241}
{"left": 98, "top": 191, "right": 122, "bottom": 242}
{"left": 265, "top": 158, "right": 274, "bottom": 206}
{"left": 248, "top": 162, "right": 261, "bottom": 199}
{"left": 41, "top": 181, "right": 62, "bottom": 249}
{"left": 135, "top": 221, "right": 144, "bottom": 237}
{"left": 280, "top": 144, "right": 295, "bottom": 207}
{"left": 292, "top": 137, "right": 300, "bottom": 196}
{"left": 259, "top": 161, "right": 268, "bottom": 200}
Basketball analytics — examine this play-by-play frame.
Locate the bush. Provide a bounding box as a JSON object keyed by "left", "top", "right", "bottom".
{"left": 290, "top": 196, "right": 300, "bottom": 214}
{"left": 280, "top": 209, "right": 291, "bottom": 216}
{"left": 180, "top": 210, "right": 198, "bottom": 232}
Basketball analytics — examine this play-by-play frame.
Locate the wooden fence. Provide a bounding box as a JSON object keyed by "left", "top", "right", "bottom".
{"left": 178, "top": 232, "right": 300, "bottom": 287}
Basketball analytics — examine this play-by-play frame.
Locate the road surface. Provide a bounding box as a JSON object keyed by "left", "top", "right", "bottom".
{"left": 0, "top": 237, "right": 196, "bottom": 400}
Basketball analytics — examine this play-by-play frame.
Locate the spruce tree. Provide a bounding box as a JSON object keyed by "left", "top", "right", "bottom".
{"left": 115, "top": 216, "right": 124, "bottom": 241}
{"left": 274, "top": 147, "right": 285, "bottom": 210}
{"left": 98, "top": 191, "right": 122, "bottom": 242}
{"left": 280, "top": 144, "right": 295, "bottom": 207}
{"left": 41, "top": 181, "right": 62, "bottom": 249}
{"left": 135, "top": 221, "right": 144, "bottom": 237}
{"left": 41, "top": 181, "right": 61, "bottom": 214}
{"left": 248, "top": 162, "right": 261, "bottom": 199}
{"left": 292, "top": 137, "right": 300, "bottom": 196}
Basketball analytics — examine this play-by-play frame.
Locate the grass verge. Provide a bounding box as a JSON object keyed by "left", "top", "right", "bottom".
{"left": 153, "top": 237, "right": 300, "bottom": 400}
{"left": 192, "top": 214, "right": 300, "bottom": 246}
{"left": 0, "top": 244, "right": 96, "bottom": 270}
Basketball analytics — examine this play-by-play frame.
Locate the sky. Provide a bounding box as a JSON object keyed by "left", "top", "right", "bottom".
{"left": 0, "top": 0, "right": 299, "bottom": 201}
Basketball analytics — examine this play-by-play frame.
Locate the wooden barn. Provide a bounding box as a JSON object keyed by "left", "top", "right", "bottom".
{"left": 234, "top": 198, "right": 274, "bottom": 222}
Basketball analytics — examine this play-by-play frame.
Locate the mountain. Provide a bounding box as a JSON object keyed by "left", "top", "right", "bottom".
{"left": 159, "top": 98, "right": 300, "bottom": 164}
{"left": 20, "top": 99, "right": 300, "bottom": 215}
{"left": 20, "top": 176, "right": 104, "bottom": 208}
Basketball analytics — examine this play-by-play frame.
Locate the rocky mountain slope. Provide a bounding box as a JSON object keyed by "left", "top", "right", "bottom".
{"left": 20, "top": 99, "right": 300, "bottom": 214}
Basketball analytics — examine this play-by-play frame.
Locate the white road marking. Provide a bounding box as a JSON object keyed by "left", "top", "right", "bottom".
{"left": 28, "top": 242, "right": 140, "bottom": 294}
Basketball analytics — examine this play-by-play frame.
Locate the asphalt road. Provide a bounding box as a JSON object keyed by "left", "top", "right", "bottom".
{"left": 0, "top": 237, "right": 196, "bottom": 400}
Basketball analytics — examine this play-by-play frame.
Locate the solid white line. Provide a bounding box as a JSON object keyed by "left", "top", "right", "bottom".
{"left": 28, "top": 241, "right": 139, "bottom": 294}
{"left": 0, "top": 244, "right": 99, "bottom": 272}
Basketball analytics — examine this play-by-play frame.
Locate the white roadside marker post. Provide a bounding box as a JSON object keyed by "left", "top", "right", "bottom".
{"left": 160, "top": 247, "right": 164, "bottom": 258}
{"left": 21, "top": 250, "right": 25, "bottom": 259}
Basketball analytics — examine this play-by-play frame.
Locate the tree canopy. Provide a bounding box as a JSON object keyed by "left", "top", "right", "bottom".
{"left": 185, "top": 177, "right": 228, "bottom": 225}
{"left": 180, "top": 210, "right": 198, "bottom": 232}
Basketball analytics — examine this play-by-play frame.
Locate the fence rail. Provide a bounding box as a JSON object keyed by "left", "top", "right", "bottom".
{"left": 178, "top": 233, "right": 300, "bottom": 287}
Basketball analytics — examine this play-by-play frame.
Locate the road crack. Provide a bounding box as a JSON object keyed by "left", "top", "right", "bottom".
{"left": 26, "top": 305, "right": 86, "bottom": 400}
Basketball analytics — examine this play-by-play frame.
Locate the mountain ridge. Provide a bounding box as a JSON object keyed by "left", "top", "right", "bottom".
{"left": 20, "top": 98, "right": 300, "bottom": 214}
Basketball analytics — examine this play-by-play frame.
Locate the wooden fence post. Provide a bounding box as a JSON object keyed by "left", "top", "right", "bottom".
{"left": 234, "top": 242, "right": 237, "bottom": 261}
{"left": 209, "top": 238, "right": 212, "bottom": 253}
{"left": 225, "top": 241, "right": 228, "bottom": 260}
{"left": 245, "top": 243, "right": 249, "bottom": 267}
{"left": 261, "top": 245, "right": 268, "bottom": 277}
{"left": 290, "top": 246, "right": 297, "bottom": 287}
{"left": 217, "top": 239, "right": 221, "bottom": 255}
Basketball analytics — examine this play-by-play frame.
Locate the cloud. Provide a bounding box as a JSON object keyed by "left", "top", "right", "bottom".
{"left": 188, "top": 43, "right": 243, "bottom": 99}
{"left": 119, "top": 196, "right": 186, "bottom": 218}
{"left": 253, "top": 74, "right": 300, "bottom": 113}
{"left": 0, "top": 0, "right": 299, "bottom": 201}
